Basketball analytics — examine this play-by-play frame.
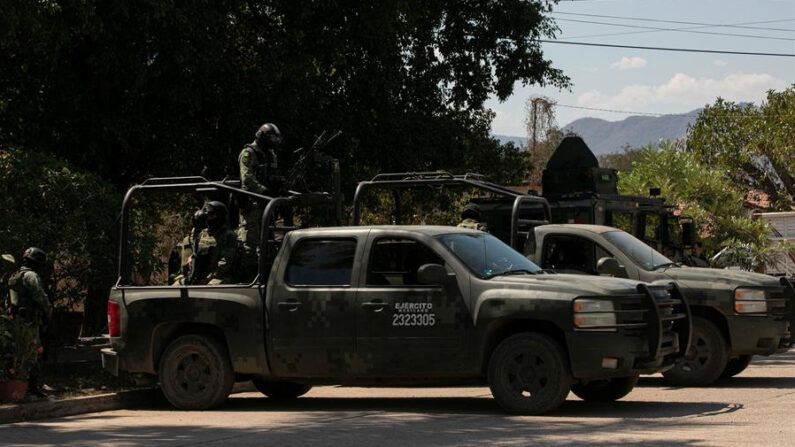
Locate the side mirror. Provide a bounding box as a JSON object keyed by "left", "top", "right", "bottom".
{"left": 597, "top": 257, "right": 628, "bottom": 278}
{"left": 417, "top": 263, "right": 450, "bottom": 285}
{"left": 681, "top": 221, "right": 695, "bottom": 247}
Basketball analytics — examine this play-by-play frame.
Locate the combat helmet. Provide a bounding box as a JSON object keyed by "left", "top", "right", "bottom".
{"left": 255, "top": 123, "right": 282, "bottom": 147}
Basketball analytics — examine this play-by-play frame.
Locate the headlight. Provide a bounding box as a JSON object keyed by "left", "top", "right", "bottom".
{"left": 734, "top": 288, "right": 767, "bottom": 314}
{"left": 573, "top": 299, "right": 617, "bottom": 330}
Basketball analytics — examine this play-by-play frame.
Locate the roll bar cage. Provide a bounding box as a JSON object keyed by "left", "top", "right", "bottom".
{"left": 117, "top": 176, "right": 341, "bottom": 285}
{"left": 352, "top": 171, "right": 552, "bottom": 250}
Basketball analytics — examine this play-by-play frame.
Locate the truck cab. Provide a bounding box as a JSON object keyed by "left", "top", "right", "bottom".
{"left": 529, "top": 224, "right": 794, "bottom": 385}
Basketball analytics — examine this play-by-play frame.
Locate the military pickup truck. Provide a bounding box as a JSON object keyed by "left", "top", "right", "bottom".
{"left": 103, "top": 195, "right": 691, "bottom": 414}
{"left": 527, "top": 224, "right": 794, "bottom": 386}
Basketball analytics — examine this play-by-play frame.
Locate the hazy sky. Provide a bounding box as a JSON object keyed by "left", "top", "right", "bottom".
{"left": 486, "top": 0, "right": 795, "bottom": 136}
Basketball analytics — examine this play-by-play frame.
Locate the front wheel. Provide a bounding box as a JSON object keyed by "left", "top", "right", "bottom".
{"left": 488, "top": 333, "right": 572, "bottom": 415}
{"left": 662, "top": 317, "right": 728, "bottom": 386}
{"left": 253, "top": 380, "right": 312, "bottom": 399}
{"left": 721, "top": 355, "right": 752, "bottom": 379}
{"left": 159, "top": 334, "right": 234, "bottom": 410}
{"left": 571, "top": 376, "right": 638, "bottom": 402}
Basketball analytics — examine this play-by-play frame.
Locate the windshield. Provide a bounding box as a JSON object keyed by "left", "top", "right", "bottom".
{"left": 603, "top": 230, "right": 673, "bottom": 271}
{"left": 436, "top": 233, "right": 542, "bottom": 279}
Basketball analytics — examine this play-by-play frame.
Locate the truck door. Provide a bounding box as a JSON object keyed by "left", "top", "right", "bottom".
{"left": 267, "top": 237, "right": 359, "bottom": 378}
{"left": 355, "top": 233, "right": 467, "bottom": 377}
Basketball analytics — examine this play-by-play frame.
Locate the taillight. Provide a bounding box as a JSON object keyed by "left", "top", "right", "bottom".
{"left": 108, "top": 301, "right": 120, "bottom": 337}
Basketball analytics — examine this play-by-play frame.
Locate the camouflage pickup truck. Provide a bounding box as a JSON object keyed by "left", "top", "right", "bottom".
{"left": 528, "top": 224, "right": 794, "bottom": 385}
{"left": 103, "top": 225, "right": 691, "bottom": 415}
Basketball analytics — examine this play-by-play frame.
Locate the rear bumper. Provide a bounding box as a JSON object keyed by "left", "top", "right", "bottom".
{"left": 101, "top": 348, "right": 119, "bottom": 377}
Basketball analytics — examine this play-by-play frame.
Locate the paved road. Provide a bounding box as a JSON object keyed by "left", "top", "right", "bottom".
{"left": 3, "top": 350, "right": 794, "bottom": 446}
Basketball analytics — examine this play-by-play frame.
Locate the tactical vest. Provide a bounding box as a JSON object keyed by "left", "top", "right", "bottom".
{"left": 7, "top": 269, "right": 38, "bottom": 319}
{"left": 240, "top": 144, "right": 277, "bottom": 187}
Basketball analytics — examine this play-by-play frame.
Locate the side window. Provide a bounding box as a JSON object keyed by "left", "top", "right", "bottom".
{"left": 367, "top": 238, "right": 443, "bottom": 286}
{"left": 285, "top": 239, "right": 356, "bottom": 286}
{"left": 595, "top": 244, "right": 614, "bottom": 262}
{"left": 541, "top": 235, "right": 597, "bottom": 275}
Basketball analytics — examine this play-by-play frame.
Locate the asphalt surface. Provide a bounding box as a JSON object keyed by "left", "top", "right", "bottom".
{"left": 3, "top": 349, "right": 794, "bottom": 446}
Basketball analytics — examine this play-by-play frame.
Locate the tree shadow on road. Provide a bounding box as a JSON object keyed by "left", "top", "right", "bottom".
{"left": 638, "top": 376, "right": 795, "bottom": 389}
{"left": 1, "top": 396, "right": 720, "bottom": 447}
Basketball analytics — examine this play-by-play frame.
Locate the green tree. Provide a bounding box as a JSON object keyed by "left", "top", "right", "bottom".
{"left": 0, "top": 148, "right": 120, "bottom": 336}
{"left": 599, "top": 146, "right": 646, "bottom": 174}
{"left": 618, "top": 141, "right": 790, "bottom": 270}
{"left": 686, "top": 87, "right": 794, "bottom": 208}
{"left": 0, "top": 1, "right": 568, "bottom": 191}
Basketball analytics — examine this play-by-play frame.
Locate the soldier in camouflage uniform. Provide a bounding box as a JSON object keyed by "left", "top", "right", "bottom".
{"left": 237, "top": 123, "right": 283, "bottom": 279}
{"left": 7, "top": 248, "right": 52, "bottom": 397}
{"left": 173, "top": 202, "right": 239, "bottom": 285}
{"left": 457, "top": 203, "right": 488, "bottom": 232}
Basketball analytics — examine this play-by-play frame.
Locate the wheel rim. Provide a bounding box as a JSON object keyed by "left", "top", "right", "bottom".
{"left": 174, "top": 351, "right": 215, "bottom": 396}
{"left": 505, "top": 350, "right": 550, "bottom": 398}
{"left": 679, "top": 332, "right": 711, "bottom": 373}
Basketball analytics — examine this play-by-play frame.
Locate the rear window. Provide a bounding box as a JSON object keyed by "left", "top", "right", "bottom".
{"left": 285, "top": 239, "right": 356, "bottom": 286}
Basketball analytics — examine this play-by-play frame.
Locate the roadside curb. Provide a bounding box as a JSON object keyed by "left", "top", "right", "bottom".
{"left": 0, "top": 388, "right": 160, "bottom": 425}
{"left": 0, "top": 382, "right": 257, "bottom": 425}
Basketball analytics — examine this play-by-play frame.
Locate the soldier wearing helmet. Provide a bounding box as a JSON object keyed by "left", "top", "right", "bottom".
{"left": 237, "top": 122, "right": 283, "bottom": 279}
{"left": 173, "top": 201, "right": 239, "bottom": 286}
{"left": 7, "top": 247, "right": 53, "bottom": 397}
{"left": 457, "top": 203, "right": 489, "bottom": 232}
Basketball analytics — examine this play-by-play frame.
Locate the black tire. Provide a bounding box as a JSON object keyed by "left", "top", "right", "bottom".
{"left": 721, "top": 355, "right": 753, "bottom": 379}
{"left": 488, "top": 333, "right": 572, "bottom": 415}
{"left": 252, "top": 380, "right": 312, "bottom": 399}
{"left": 571, "top": 376, "right": 638, "bottom": 402}
{"left": 159, "top": 334, "right": 234, "bottom": 410}
{"left": 662, "top": 317, "right": 729, "bottom": 386}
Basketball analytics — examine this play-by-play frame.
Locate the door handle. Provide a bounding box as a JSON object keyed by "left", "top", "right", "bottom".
{"left": 277, "top": 301, "right": 303, "bottom": 312}
{"left": 362, "top": 301, "right": 388, "bottom": 312}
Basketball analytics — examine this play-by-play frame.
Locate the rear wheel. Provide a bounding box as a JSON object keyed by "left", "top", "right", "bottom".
{"left": 159, "top": 334, "right": 234, "bottom": 410}
{"left": 721, "top": 355, "right": 752, "bottom": 379}
{"left": 253, "top": 380, "right": 312, "bottom": 399}
{"left": 488, "top": 333, "right": 572, "bottom": 415}
{"left": 662, "top": 317, "right": 728, "bottom": 386}
{"left": 571, "top": 376, "right": 638, "bottom": 402}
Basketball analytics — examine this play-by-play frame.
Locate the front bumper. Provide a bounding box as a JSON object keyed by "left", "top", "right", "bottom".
{"left": 729, "top": 279, "right": 794, "bottom": 354}
{"left": 568, "top": 283, "right": 691, "bottom": 379}
{"left": 101, "top": 348, "right": 119, "bottom": 376}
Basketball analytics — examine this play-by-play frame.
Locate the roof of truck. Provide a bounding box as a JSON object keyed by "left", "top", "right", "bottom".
{"left": 538, "top": 224, "right": 622, "bottom": 234}
{"left": 290, "top": 225, "right": 482, "bottom": 236}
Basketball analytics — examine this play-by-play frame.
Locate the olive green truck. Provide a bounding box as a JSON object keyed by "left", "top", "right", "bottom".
{"left": 527, "top": 224, "right": 794, "bottom": 386}
{"left": 103, "top": 223, "right": 691, "bottom": 415}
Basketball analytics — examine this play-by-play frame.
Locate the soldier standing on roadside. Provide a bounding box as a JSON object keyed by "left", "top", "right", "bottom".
{"left": 237, "top": 123, "right": 283, "bottom": 279}
{"left": 7, "top": 247, "right": 52, "bottom": 397}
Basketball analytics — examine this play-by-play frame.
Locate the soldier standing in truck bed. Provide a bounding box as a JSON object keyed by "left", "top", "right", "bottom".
{"left": 237, "top": 123, "right": 283, "bottom": 279}
{"left": 457, "top": 203, "right": 489, "bottom": 232}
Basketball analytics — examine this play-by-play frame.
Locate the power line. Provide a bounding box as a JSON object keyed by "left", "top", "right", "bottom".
{"left": 564, "top": 19, "right": 792, "bottom": 40}
{"left": 555, "top": 17, "right": 795, "bottom": 41}
{"left": 539, "top": 40, "right": 795, "bottom": 57}
{"left": 557, "top": 104, "right": 697, "bottom": 117}
{"left": 552, "top": 12, "right": 795, "bottom": 32}
{"left": 556, "top": 104, "right": 793, "bottom": 118}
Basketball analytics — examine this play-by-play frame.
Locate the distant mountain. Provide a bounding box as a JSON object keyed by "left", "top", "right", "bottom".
{"left": 562, "top": 110, "right": 700, "bottom": 155}
{"left": 494, "top": 109, "right": 700, "bottom": 156}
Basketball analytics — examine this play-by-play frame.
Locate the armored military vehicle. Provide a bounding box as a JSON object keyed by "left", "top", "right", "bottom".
{"left": 526, "top": 224, "right": 794, "bottom": 385}
{"left": 351, "top": 136, "right": 695, "bottom": 263}
{"left": 103, "top": 177, "right": 691, "bottom": 415}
